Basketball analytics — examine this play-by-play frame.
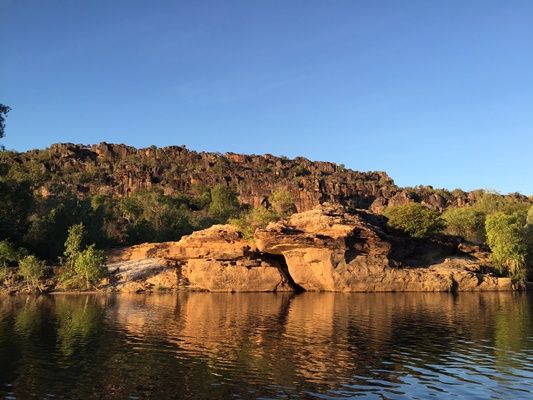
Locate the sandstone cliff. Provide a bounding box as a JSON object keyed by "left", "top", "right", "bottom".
{"left": 106, "top": 204, "right": 517, "bottom": 293}
{"left": 3, "top": 142, "right": 512, "bottom": 212}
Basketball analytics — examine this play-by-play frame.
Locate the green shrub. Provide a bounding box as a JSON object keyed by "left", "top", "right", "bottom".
{"left": 0, "top": 240, "right": 21, "bottom": 268}
{"left": 208, "top": 184, "right": 240, "bottom": 223}
{"left": 74, "top": 245, "right": 107, "bottom": 289}
{"left": 269, "top": 189, "right": 297, "bottom": 218}
{"left": 384, "top": 203, "right": 445, "bottom": 239}
{"left": 230, "top": 207, "right": 279, "bottom": 240}
{"left": 527, "top": 205, "right": 533, "bottom": 225}
{"left": 0, "top": 240, "right": 25, "bottom": 284}
{"left": 485, "top": 212, "right": 528, "bottom": 281}
{"left": 59, "top": 223, "right": 107, "bottom": 289}
{"left": 18, "top": 255, "right": 46, "bottom": 288}
{"left": 472, "top": 192, "right": 529, "bottom": 219}
{"left": 442, "top": 207, "right": 486, "bottom": 243}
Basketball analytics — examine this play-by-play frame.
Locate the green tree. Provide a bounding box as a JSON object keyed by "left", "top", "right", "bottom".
{"left": 118, "top": 190, "right": 193, "bottom": 243}
{"left": 0, "top": 179, "right": 33, "bottom": 243}
{"left": 0, "top": 104, "right": 11, "bottom": 141}
{"left": 0, "top": 240, "right": 25, "bottom": 283}
{"left": 24, "top": 188, "right": 105, "bottom": 260}
{"left": 384, "top": 203, "right": 445, "bottom": 239}
{"left": 59, "top": 223, "right": 107, "bottom": 289}
{"left": 74, "top": 244, "right": 107, "bottom": 289}
{"left": 63, "top": 223, "right": 85, "bottom": 271}
{"left": 18, "top": 255, "right": 46, "bottom": 289}
{"left": 442, "top": 207, "right": 486, "bottom": 243}
{"left": 527, "top": 205, "right": 533, "bottom": 225}
{"left": 230, "top": 207, "right": 279, "bottom": 239}
{"left": 208, "top": 184, "right": 240, "bottom": 223}
{"left": 485, "top": 212, "right": 527, "bottom": 281}
{"left": 270, "top": 188, "right": 297, "bottom": 218}
{"left": 472, "top": 192, "right": 529, "bottom": 219}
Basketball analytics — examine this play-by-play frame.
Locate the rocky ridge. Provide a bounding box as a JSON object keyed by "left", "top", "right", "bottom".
{"left": 2, "top": 142, "right": 515, "bottom": 212}
{"left": 106, "top": 204, "right": 517, "bottom": 293}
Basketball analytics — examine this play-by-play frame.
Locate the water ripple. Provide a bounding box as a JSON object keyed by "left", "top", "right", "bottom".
{"left": 1, "top": 292, "right": 533, "bottom": 399}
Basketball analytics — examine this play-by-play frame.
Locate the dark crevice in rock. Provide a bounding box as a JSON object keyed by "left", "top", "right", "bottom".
{"left": 258, "top": 252, "right": 305, "bottom": 293}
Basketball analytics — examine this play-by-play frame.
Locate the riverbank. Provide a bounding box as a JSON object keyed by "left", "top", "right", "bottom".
{"left": 3, "top": 204, "right": 527, "bottom": 295}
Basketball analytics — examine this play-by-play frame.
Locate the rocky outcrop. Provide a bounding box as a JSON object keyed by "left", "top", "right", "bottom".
{"left": 107, "top": 225, "right": 293, "bottom": 292}
{"left": 254, "top": 205, "right": 514, "bottom": 292}
{"left": 106, "top": 204, "right": 519, "bottom": 293}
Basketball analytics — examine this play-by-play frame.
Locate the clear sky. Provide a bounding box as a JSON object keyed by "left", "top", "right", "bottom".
{"left": 1, "top": 1, "right": 532, "bottom": 194}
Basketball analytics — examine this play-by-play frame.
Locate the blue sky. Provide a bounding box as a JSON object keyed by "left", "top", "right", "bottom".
{"left": 1, "top": 1, "right": 532, "bottom": 194}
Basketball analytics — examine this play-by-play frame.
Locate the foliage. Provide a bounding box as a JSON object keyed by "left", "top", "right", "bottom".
{"left": 208, "top": 184, "right": 240, "bottom": 223}
{"left": 230, "top": 189, "right": 295, "bottom": 239}
{"left": 59, "top": 223, "right": 107, "bottom": 289}
{"left": 118, "top": 190, "right": 193, "bottom": 244}
{"left": 0, "top": 179, "right": 33, "bottom": 242}
{"left": 230, "top": 207, "right": 279, "bottom": 239}
{"left": 472, "top": 192, "right": 529, "bottom": 219}
{"left": 269, "top": 188, "right": 297, "bottom": 218}
{"left": 0, "top": 240, "right": 26, "bottom": 283}
{"left": 18, "top": 255, "right": 46, "bottom": 288}
{"left": 23, "top": 188, "right": 104, "bottom": 260}
{"left": 384, "top": 203, "right": 445, "bottom": 239}
{"left": 485, "top": 212, "right": 528, "bottom": 281}
{"left": 0, "top": 103, "right": 11, "bottom": 140}
{"left": 74, "top": 245, "right": 107, "bottom": 289}
{"left": 527, "top": 205, "right": 533, "bottom": 225}
{"left": 442, "top": 207, "right": 486, "bottom": 243}
{"left": 0, "top": 240, "right": 22, "bottom": 268}
{"left": 63, "top": 223, "right": 85, "bottom": 271}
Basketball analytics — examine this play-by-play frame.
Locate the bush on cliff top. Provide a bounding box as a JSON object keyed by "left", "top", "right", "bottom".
{"left": 384, "top": 203, "right": 445, "bottom": 239}
{"left": 229, "top": 207, "right": 279, "bottom": 240}
{"left": 442, "top": 207, "right": 486, "bottom": 243}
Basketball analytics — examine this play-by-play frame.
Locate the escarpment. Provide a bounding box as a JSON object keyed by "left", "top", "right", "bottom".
{"left": 106, "top": 204, "right": 517, "bottom": 293}
{"left": 3, "top": 142, "right": 519, "bottom": 213}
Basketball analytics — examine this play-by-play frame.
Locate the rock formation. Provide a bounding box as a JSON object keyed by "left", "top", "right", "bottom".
{"left": 107, "top": 225, "right": 293, "bottom": 293}
{"left": 106, "top": 204, "right": 517, "bottom": 293}
{"left": 3, "top": 142, "right": 514, "bottom": 212}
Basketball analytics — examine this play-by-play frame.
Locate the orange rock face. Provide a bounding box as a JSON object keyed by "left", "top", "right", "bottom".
{"left": 255, "top": 204, "right": 516, "bottom": 292}
{"left": 107, "top": 225, "right": 292, "bottom": 293}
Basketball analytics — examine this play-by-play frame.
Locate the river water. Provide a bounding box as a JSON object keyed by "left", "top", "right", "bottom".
{"left": 0, "top": 292, "right": 532, "bottom": 399}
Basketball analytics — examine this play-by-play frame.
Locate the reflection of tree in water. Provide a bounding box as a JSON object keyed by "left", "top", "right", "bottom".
{"left": 54, "top": 295, "right": 104, "bottom": 358}
{"left": 493, "top": 293, "right": 532, "bottom": 370}
{"left": 14, "top": 297, "right": 44, "bottom": 337}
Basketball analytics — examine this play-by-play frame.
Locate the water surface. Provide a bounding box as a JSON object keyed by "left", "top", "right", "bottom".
{"left": 1, "top": 292, "right": 532, "bottom": 399}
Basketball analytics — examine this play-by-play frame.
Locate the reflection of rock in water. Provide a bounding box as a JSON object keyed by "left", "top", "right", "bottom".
{"left": 1, "top": 293, "right": 533, "bottom": 399}
{"left": 108, "top": 292, "right": 533, "bottom": 389}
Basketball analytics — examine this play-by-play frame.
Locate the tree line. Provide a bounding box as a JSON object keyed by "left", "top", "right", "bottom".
{"left": 384, "top": 193, "right": 533, "bottom": 282}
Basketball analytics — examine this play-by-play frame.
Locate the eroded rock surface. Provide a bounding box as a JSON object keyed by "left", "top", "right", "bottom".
{"left": 255, "top": 205, "right": 515, "bottom": 292}
{"left": 107, "top": 225, "right": 292, "bottom": 292}
{"left": 106, "top": 204, "right": 520, "bottom": 293}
